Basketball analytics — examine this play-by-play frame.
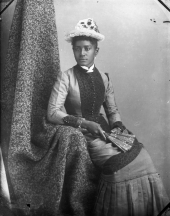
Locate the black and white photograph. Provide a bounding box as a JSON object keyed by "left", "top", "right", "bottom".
{"left": 1, "top": 0, "right": 170, "bottom": 215}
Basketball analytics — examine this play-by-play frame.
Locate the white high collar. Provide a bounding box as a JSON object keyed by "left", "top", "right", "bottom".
{"left": 81, "top": 64, "right": 94, "bottom": 73}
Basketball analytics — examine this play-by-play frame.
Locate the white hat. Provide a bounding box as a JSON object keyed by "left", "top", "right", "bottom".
{"left": 65, "top": 18, "right": 105, "bottom": 43}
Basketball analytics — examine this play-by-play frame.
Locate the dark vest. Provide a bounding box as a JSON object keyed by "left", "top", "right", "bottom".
{"left": 74, "top": 64, "right": 110, "bottom": 132}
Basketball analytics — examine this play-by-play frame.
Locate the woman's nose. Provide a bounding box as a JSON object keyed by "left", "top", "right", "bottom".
{"left": 80, "top": 48, "right": 86, "bottom": 56}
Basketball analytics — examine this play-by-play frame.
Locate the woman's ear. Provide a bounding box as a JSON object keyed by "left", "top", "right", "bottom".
{"left": 95, "top": 47, "right": 99, "bottom": 56}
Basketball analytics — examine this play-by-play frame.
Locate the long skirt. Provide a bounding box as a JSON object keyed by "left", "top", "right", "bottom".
{"left": 94, "top": 147, "right": 169, "bottom": 216}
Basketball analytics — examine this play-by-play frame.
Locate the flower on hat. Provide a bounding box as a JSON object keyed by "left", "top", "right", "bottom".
{"left": 76, "top": 18, "right": 99, "bottom": 32}
{"left": 65, "top": 18, "right": 105, "bottom": 43}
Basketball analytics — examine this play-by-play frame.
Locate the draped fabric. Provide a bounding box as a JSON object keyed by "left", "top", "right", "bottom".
{"left": 1, "top": 0, "right": 98, "bottom": 215}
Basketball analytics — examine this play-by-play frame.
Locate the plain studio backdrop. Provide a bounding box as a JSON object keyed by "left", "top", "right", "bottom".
{"left": 1, "top": 0, "right": 170, "bottom": 198}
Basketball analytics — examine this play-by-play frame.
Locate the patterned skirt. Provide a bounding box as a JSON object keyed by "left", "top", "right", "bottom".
{"left": 94, "top": 148, "right": 169, "bottom": 216}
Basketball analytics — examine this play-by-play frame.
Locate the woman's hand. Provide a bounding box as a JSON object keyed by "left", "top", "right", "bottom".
{"left": 81, "top": 120, "right": 106, "bottom": 140}
{"left": 112, "top": 121, "right": 126, "bottom": 132}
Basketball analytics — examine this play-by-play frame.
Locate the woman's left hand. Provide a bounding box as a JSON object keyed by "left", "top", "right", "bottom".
{"left": 112, "top": 121, "right": 126, "bottom": 132}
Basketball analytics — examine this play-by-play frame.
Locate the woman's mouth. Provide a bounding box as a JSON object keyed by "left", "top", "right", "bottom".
{"left": 79, "top": 59, "right": 87, "bottom": 61}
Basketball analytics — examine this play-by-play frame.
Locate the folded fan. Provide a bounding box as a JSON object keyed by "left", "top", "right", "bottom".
{"left": 104, "top": 129, "right": 135, "bottom": 152}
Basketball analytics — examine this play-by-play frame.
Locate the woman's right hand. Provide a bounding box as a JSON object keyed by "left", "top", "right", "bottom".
{"left": 81, "top": 120, "right": 106, "bottom": 140}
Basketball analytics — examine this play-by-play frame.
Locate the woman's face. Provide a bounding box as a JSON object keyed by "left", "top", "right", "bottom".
{"left": 73, "top": 40, "right": 98, "bottom": 68}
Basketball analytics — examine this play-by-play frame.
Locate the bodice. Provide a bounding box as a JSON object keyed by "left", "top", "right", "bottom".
{"left": 74, "top": 65, "right": 105, "bottom": 122}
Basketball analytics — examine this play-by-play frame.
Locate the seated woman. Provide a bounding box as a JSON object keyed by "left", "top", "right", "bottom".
{"left": 47, "top": 18, "right": 169, "bottom": 216}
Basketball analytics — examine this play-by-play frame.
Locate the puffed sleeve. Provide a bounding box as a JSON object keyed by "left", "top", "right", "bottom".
{"left": 103, "top": 73, "right": 121, "bottom": 128}
{"left": 47, "top": 71, "right": 69, "bottom": 124}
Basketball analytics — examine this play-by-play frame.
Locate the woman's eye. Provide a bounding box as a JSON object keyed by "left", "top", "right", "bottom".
{"left": 74, "top": 47, "right": 80, "bottom": 52}
{"left": 85, "top": 47, "right": 91, "bottom": 51}
{"left": 73, "top": 47, "right": 91, "bottom": 52}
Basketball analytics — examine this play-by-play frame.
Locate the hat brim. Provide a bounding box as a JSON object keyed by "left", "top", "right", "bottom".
{"left": 65, "top": 29, "right": 105, "bottom": 43}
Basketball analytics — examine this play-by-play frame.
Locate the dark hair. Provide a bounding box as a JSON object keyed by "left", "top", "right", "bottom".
{"left": 72, "top": 36, "right": 98, "bottom": 48}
